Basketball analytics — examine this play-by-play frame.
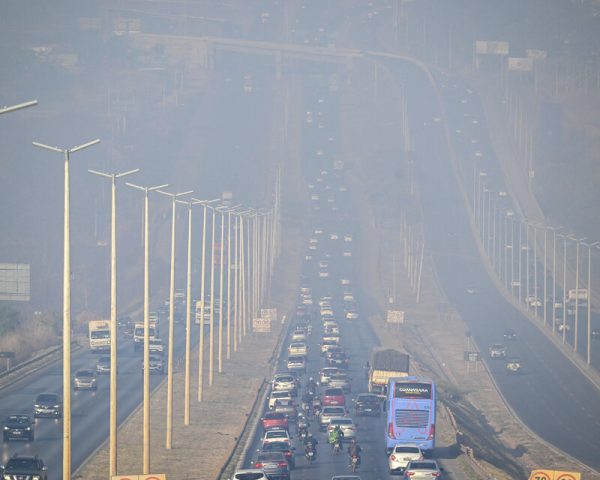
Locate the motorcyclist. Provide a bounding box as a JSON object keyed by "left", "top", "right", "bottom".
{"left": 347, "top": 438, "right": 362, "bottom": 465}
{"left": 304, "top": 432, "right": 318, "bottom": 449}
{"left": 328, "top": 424, "right": 343, "bottom": 450}
{"left": 312, "top": 397, "right": 322, "bottom": 416}
{"left": 307, "top": 377, "right": 317, "bottom": 392}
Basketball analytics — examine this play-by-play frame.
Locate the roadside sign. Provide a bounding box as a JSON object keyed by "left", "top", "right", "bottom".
{"left": 529, "top": 470, "right": 553, "bottom": 480}
{"left": 112, "top": 475, "right": 166, "bottom": 480}
{"left": 555, "top": 472, "right": 581, "bottom": 480}
{"left": 463, "top": 351, "right": 480, "bottom": 362}
{"left": 529, "top": 470, "right": 581, "bottom": 480}
{"left": 0, "top": 352, "right": 15, "bottom": 358}
{"left": 253, "top": 317, "right": 271, "bottom": 333}
{"left": 386, "top": 310, "right": 405, "bottom": 324}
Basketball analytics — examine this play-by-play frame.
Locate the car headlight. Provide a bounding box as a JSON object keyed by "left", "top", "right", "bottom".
{"left": 25, "top": 427, "right": 31, "bottom": 430}
{"left": 5, "top": 474, "right": 12, "bottom": 480}
{"left": 32, "top": 476, "right": 41, "bottom": 480}
{"left": 54, "top": 405, "right": 61, "bottom": 409}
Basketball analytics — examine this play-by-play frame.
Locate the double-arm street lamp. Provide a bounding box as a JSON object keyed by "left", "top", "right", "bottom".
{"left": 126, "top": 181, "right": 168, "bottom": 474}
{"left": 88, "top": 167, "right": 139, "bottom": 478}
{"left": 32, "top": 138, "right": 101, "bottom": 480}
{"left": 1, "top": 99, "right": 37, "bottom": 114}
{"left": 157, "top": 189, "right": 193, "bottom": 449}
{"left": 195, "top": 198, "right": 219, "bottom": 401}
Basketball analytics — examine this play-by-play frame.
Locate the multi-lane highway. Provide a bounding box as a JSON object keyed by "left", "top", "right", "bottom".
{"left": 233, "top": 69, "right": 466, "bottom": 480}
{"left": 383, "top": 59, "right": 600, "bottom": 469}
{"left": 0, "top": 323, "right": 185, "bottom": 479}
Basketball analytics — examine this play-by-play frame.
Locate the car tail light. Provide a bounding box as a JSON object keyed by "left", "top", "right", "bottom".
{"left": 428, "top": 424, "right": 435, "bottom": 440}
{"left": 278, "top": 461, "right": 288, "bottom": 468}
{"left": 388, "top": 422, "right": 394, "bottom": 438}
{"left": 254, "top": 462, "right": 263, "bottom": 468}
{"left": 432, "top": 472, "right": 441, "bottom": 477}
{"left": 390, "top": 455, "right": 397, "bottom": 461}
{"left": 285, "top": 451, "right": 292, "bottom": 457}
{"left": 406, "top": 472, "right": 415, "bottom": 476}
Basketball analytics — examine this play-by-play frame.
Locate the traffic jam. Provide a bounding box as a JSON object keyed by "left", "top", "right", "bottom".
{"left": 233, "top": 76, "right": 440, "bottom": 480}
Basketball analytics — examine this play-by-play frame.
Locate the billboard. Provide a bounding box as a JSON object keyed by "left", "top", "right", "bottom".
{"left": 508, "top": 57, "right": 534, "bottom": 72}
{"left": 475, "top": 40, "right": 509, "bottom": 55}
{"left": 527, "top": 49, "right": 548, "bottom": 60}
{"left": 0, "top": 263, "right": 30, "bottom": 301}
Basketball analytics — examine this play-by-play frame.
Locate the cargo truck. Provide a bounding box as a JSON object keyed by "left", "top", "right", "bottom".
{"left": 89, "top": 320, "right": 111, "bottom": 352}
{"left": 368, "top": 348, "right": 410, "bottom": 395}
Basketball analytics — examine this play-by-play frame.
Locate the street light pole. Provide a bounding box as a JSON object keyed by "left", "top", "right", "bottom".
{"left": 33, "top": 138, "right": 100, "bottom": 480}
{"left": 582, "top": 242, "right": 599, "bottom": 365}
{"left": 88, "top": 167, "right": 139, "bottom": 478}
{"left": 126, "top": 182, "right": 168, "bottom": 474}
{"left": 195, "top": 198, "right": 219, "bottom": 400}
{"left": 569, "top": 235, "right": 586, "bottom": 353}
{"left": 157, "top": 189, "right": 193, "bottom": 450}
{"left": 1, "top": 99, "right": 37, "bottom": 114}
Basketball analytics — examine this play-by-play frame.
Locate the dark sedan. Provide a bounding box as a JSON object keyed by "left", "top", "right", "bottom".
{"left": 3, "top": 415, "right": 34, "bottom": 441}
{"left": 33, "top": 393, "right": 62, "bottom": 419}
{"left": 354, "top": 393, "right": 382, "bottom": 416}
{"left": 253, "top": 451, "right": 290, "bottom": 480}
{"left": 261, "top": 440, "right": 295, "bottom": 469}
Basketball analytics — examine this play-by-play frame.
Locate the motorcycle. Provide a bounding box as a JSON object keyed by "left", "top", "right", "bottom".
{"left": 305, "top": 444, "right": 316, "bottom": 464}
{"left": 330, "top": 439, "right": 342, "bottom": 454}
{"left": 350, "top": 455, "right": 359, "bottom": 472}
{"left": 298, "top": 425, "right": 308, "bottom": 440}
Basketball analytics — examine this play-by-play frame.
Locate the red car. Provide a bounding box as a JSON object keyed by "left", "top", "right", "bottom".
{"left": 321, "top": 387, "right": 346, "bottom": 407}
{"left": 262, "top": 411, "right": 289, "bottom": 431}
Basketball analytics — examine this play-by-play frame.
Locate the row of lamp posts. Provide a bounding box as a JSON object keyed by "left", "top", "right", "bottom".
{"left": 473, "top": 168, "right": 599, "bottom": 366}
{"left": 31, "top": 130, "right": 279, "bottom": 479}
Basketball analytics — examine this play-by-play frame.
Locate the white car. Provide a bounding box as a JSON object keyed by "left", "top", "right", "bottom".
{"left": 324, "top": 324, "right": 340, "bottom": 335}
{"left": 319, "top": 270, "right": 329, "bottom": 278}
{"left": 233, "top": 469, "right": 268, "bottom": 480}
{"left": 343, "top": 251, "right": 352, "bottom": 257}
{"left": 340, "top": 279, "right": 351, "bottom": 286}
{"left": 272, "top": 374, "right": 296, "bottom": 392}
{"left": 319, "top": 297, "right": 333, "bottom": 307}
{"left": 288, "top": 342, "right": 308, "bottom": 356}
{"left": 268, "top": 390, "right": 292, "bottom": 409}
{"left": 343, "top": 292, "right": 355, "bottom": 302}
{"left": 320, "top": 307, "right": 334, "bottom": 317}
{"left": 388, "top": 443, "right": 424, "bottom": 473}
{"left": 318, "top": 260, "right": 329, "bottom": 269}
{"left": 346, "top": 310, "right": 359, "bottom": 320}
{"left": 327, "top": 417, "right": 357, "bottom": 440}
{"left": 344, "top": 234, "right": 353, "bottom": 242}
{"left": 263, "top": 428, "right": 291, "bottom": 445}
{"left": 319, "top": 406, "right": 347, "bottom": 429}
{"left": 292, "top": 330, "right": 306, "bottom": 342}
{"left": 330, "top": 233, "right": 339, "bottom": 240}
{"left": 319, "top": 367, "right": 340, "bottom": 384}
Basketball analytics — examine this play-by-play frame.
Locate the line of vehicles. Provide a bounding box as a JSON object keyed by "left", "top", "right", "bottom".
{"left": 0, "top": 295, "right": 185, "bottom": 479}
{"left": 232, "top": 81, "right": 441, "bottom": 479}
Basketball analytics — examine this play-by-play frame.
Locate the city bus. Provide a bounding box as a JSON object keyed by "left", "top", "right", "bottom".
{"left": 386, "top": 376, "right": 436, "bottom": 454}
